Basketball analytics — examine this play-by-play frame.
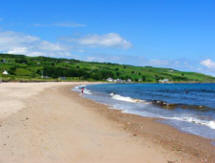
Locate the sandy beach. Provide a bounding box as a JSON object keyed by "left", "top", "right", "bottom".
{"left": 0, "top": 82, "right": 214, "bottom": 163}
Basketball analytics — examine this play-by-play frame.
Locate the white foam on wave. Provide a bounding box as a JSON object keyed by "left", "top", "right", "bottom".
{"left": 208, "top": 121, "right": 215, "bottom": 129}
{"left": 118, "top": 104, "right": 215, "bottom": 130}
{"left": 164, "top": 116, "right": 215, "bottom": 130}
{"left": 83, "top": 89, "right": 92, "bottom": 95}
{"left": 110, "top": 93, "right": 150, "bottom": 104}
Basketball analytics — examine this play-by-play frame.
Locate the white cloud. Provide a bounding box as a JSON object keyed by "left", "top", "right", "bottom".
{"left": 66, "top": 33, "right": 132, "bottom": 49}
{"left": 0, "top": 30, "right": 71, "bottom": 57}
{"left": 7, "top": 47, "right": 29, "bottom": 54}
{"left": 0, "top": 30, "right": 132, "bottom": 60}
{"left": 200, "top": 59, "right": 215, "bottom": 69}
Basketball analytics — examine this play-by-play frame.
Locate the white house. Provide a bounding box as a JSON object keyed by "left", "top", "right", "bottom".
{"left": 116, "top": 79, "right": 124, "bottom": 83}
{"left": 2, "top": 70, "right": 8, "bottom": 75}
{"left": 106, "top": 78, "right": 114, "bottom": 82}
{"left": 159, "top": 79, "right": 169, "bottom": 83}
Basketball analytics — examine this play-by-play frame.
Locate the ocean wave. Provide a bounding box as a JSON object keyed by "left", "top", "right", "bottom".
{"left": 151, "top": 100, "right": 210, "bottom": 111}
{"left": 83, "top": 89, "right": 92, "bottom": 95}
{"left": 110, "top": 93, "right": 150, "bottom": 104}
{"left": 165, "top": 116, "right": 215, "bottom": 130}
{"left": 120, "top": 107, "right": 215, "bottom": 130}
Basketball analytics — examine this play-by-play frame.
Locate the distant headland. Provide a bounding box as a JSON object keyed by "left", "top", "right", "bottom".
{"left": 0, "top": 53, "right": 215, "bottom": 83}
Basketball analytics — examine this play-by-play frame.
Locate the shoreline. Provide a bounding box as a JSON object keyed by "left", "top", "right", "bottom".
{"left": 0, "top": 82, "right": 214, "bottom": 162}
{"left": 72, "top": 84, "right": 215, "bottom": 161}
{"left": 81, "top": 83, "right": 215, "bottom": 138}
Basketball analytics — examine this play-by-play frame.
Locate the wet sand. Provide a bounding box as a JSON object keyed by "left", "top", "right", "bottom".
{"left": 0, "top": 82, "right": 214, "bottom": 162}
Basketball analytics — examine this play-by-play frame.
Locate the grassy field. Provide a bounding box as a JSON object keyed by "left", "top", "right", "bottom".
{"left": 0, "top": 53, "right": 214, "bottom": 83}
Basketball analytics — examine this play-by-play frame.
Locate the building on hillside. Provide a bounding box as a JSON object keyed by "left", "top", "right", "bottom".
{"left": 2, "top": 70, "right": 8, "bottom": 75}
{"left": 115, "top": 79, "right": 125, "bottom": 83}
{"left": 159, "top": 79, "right": 169, "bottom": 83}
{"left": 127, "top": 79, "right": 132, "bottom": 83}
{"left": 1, "top": 59, "right": 7, "bottom": 63}
{"left": 106, "top": 78, "right": 114, "bottom": 82}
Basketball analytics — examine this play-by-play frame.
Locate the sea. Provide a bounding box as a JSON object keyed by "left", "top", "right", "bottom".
{"left": 73, "top": 83, "right": 215, "bottom": 142}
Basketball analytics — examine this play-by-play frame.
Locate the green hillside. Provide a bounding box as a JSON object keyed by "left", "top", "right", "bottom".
{"left": 0, "top": 53, "right": 214, "bottom": 82}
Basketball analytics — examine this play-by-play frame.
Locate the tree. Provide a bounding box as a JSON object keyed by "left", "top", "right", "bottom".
{"left": 15, "top": 57, "right": 28, "bottom": 64}
{"left": 8, "top": 66, "right": 16, "bottom": 75}
{"left": 142, "top": 75, "right": 146, "bottom": 81}
{"left": 154, "top": 75, "right": 160, "bottom": 82}
{"left": 116, "top": 72, "right": 120, "bottom": 77}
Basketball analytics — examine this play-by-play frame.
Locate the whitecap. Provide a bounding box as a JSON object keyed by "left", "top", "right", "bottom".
{"left": 164, "top": 116, "right": 215, "bottom": 130}
{"left": 110, "top": 93, "right": 149, "bottom": 104}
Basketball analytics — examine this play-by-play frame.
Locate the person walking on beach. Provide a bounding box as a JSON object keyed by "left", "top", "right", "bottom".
{"left": 81, "top": 87, "right": 85, "bottom": 94}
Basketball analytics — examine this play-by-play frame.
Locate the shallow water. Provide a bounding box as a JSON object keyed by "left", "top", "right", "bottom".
{"left": 73, "top": 83, "right": 215, "bottom": 140}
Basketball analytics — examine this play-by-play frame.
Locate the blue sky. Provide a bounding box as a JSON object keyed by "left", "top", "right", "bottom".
{"left": 0, "top": 0, "right": 215, "bottom": 75}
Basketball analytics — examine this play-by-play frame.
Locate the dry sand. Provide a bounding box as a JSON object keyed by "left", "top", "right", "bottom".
{"left": 0, "top": 82, "right": 214, "bottom": 163}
